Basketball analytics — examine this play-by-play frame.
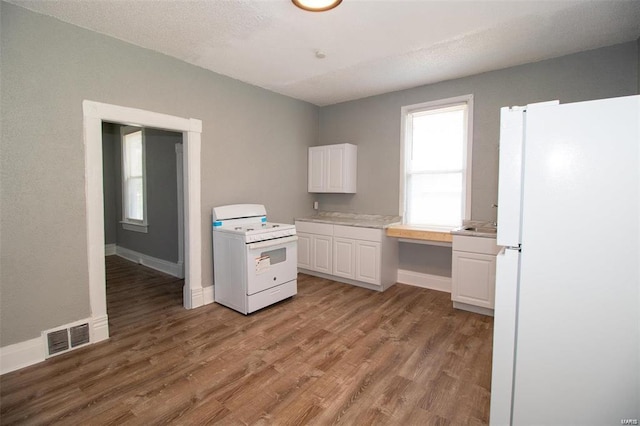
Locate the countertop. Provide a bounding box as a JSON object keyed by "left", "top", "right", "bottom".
{"left": 450, "top": 220, "right": 498, "bottom": 238}
{"left": 296, "top": 213, "right": 497, "bottom": 242}
{"left": 295, "top": 211, "right": 401, "bottom": 229}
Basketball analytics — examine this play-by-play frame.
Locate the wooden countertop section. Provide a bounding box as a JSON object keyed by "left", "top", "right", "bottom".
{"left": 385, "top": 224, "right": 453, "bottom": 243}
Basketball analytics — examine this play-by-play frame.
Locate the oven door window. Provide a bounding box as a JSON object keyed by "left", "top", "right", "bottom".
{"left": 261, "top": 248, "right": 285, "bottom": 265}
{"left": 247, "top": 242, "right": 297, "bottom": 295}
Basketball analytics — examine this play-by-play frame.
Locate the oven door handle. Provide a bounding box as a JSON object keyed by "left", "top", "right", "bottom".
{"left": 247, "top": 235, "right": 298, "bottom": 250}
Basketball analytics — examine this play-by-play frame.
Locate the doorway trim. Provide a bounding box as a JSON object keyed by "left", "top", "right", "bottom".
{"left": 83, "top": 100, "right": 203, "bottom": 343}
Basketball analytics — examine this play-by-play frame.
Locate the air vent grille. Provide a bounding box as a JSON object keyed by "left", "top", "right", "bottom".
{"left": 47, "top": 329, "right": 69, "bottom": 355}
{"left": 44, "top": 322, "right": 91, "bottom": 357}
{"left": 70, "top": 323, "right": 90, "bottom": 347}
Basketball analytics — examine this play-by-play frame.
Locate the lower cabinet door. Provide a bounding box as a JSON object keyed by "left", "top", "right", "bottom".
{"left": 355, "top": 241, "right": 381, "bottom": 285}
{"left": 297, "top": 233, "right": 312, "bottom": 269}
{"left": 333, "top": 237, "right": 356, "bottom": 279}
{"left": 312, "top": 235, "right": 333, "bottom": 274}
{"left": 452, "top": 251, "right": 496, "bottom": 308}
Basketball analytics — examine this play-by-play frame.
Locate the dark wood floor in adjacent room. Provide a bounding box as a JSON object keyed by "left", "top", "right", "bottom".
{"left": 0, "top": 255, "right": 493, "bottom": 425}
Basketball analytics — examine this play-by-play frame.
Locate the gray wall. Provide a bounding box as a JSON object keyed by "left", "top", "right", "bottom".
{"left": 318, "top": 41, "right": 639, "bottom": 276}
{"left": 104, "top": 124, "right": 183, "bottom": 263}
{"left": 0, "top": 2, "right": 318, "bottom": 347}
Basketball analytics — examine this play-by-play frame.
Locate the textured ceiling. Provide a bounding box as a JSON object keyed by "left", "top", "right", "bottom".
{"left": 7, "top": 0, "right": 640, "bottom": 106}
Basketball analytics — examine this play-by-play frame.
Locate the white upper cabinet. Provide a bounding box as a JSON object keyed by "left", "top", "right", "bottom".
{"left": 308, "top": 143, "right": 357, "bottom": 193}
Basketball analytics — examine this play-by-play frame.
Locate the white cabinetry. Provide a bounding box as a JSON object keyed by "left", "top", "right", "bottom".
{"left": 355, "top": 240, "right": 380, "bottom": 284}
{"left": 452, "top": 235, "right": 500, "bottom": 315}
{"left": 333, "top": 237, "right": 355, "bottom": 279}
{"left": 296, "top": 222, "right": 333, "bottom": 274}
{"left": 308, "top": 144, "right": 357, "bottom": 193}
{"left": 295, "top": 221, "right": 398, "bottom": 291}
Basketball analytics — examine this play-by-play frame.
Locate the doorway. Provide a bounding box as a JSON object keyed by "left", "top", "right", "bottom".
{"left": 83, "top": 100, "right": 203, "bottom": 344}
{"left": 102, "top": 124, "right": 184, "bottom": 277}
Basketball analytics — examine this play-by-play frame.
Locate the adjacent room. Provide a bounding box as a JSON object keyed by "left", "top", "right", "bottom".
{"left": 1, "top": 1, "right": 639, "bottom": 424}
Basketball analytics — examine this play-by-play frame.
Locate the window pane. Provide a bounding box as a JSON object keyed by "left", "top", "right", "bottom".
{"left": 410, "top": 109, "right": 464, "bottom": 172}
{"left": 407, "top": 172, "right": 462, "bottom": 227}
{"left": 123, "top": 129, "right": 144, "bottom": 224}
{"left": 125, "top": 132, "right": 143, "bottom": 177}
{"left": 126, "top": 177, "right": 143, "bottom": 221}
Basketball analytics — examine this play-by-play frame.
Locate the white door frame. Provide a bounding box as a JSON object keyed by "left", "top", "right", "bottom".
{"left": 176, "top": 143, "right": 185, "bottom": 278}
{"left": 83, "top": 100, "right": 204, "bottom": 343}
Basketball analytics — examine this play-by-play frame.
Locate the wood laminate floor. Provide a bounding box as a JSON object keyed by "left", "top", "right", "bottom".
{"left": 1, "top": 256, "right": 493, "bottom": 425}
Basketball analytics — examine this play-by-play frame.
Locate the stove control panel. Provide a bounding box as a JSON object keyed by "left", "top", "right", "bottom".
{"left": 244, "top": 227, "right": 296, "bottom": 243}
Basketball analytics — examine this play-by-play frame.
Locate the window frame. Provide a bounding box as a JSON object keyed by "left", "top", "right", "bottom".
{"left": 120, "top": 126, "right": 148, "bottom": 233}
{"left": 399, "top": 94, "right": 474, "bottom": 228}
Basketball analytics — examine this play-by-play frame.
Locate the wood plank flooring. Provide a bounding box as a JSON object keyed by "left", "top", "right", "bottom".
{"left": 1, "top": 256, "right": 494, "bottom": 425}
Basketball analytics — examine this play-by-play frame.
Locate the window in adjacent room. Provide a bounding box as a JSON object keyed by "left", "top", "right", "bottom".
{"left": 400, "top": 95, "right": 473, "bottom": 228}
{"left": 121, "top": 126, "right": 148, "bottom": 233}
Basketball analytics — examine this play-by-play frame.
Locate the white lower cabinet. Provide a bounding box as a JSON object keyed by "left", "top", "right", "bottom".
{"left": 333, "top": 237, "right": 356, "bottom": 279}
{"left": 296, "top": 233, "right": 312, "bottom": 270}
{"left": 296, "top": 220, "right": 398, "bottom": 291}
{"left": 451, "top": 235, "right": 500, "bottom": 314}
{"left": 296, "top": 223, "right": 333, "bottom": 274}
{"left": 355, "top": 240, "right": 380, "bottom": 284}
{"left": 312, "top": 234, "right": 332, "bottom": 274}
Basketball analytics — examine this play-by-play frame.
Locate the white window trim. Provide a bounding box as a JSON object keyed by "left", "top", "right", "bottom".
{"left": 120, "top": 126, "right": 148, "bottom": 233}
{"left": 399, "top": 94, "right": 474, "bottom": 227}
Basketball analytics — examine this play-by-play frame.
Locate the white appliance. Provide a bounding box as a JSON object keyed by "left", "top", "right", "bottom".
{"left": 212, "top": 204, "right": 297, "bottom": 314}
{"left": 490, "top": 95, "right": 639, "bottom": 425}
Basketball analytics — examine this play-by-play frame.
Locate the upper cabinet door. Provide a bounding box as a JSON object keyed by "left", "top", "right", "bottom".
{"left": 308, "top": 147, "right": 326, "bottom": 193}
{"left": 308, "top": 143, "right": 357, "bottom": 193}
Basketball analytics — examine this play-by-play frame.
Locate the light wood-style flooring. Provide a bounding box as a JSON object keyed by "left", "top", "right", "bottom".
{"left": 1, "top": 256, "right": 493, "bottom": 425}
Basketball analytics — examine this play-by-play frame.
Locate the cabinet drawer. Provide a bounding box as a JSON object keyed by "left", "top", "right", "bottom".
{"left": 295, "top": 221, "right": 333, "bottom": 235}
{"left": 452, "top": 235, "right": 500, "bottom": 255}
{"left": 333, "top": 225, "right": 382, "bottom": 242}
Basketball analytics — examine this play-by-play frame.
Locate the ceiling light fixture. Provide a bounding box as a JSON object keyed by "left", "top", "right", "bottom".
{"left": 292, "top": 0, "right": 342, "bottom": 12}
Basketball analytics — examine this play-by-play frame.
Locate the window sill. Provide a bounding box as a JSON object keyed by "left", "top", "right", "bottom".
{"left": 121, "top": 222, "right": 148, "bottom": 233}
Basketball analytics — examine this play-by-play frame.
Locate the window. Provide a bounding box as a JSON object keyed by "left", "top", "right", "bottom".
{"left": 121, "top": 126, "right": 147, "bottom": 233}
{"left": 400, "top": 95, "right": 473, "bottom": 228}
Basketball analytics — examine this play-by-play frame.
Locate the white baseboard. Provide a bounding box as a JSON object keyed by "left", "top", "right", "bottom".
{"left": 92, "top": 314, "right": 110, "bottom": 343}
{"left": 105, "top": 243, "right": 116, "bottom": 256}
{"left": 453, "top": 301, "right": 494, "bottom": 316}
{"left": 397, "top": 269, "right": 452, "bottom": 293}
{"left": 1, "top": 315, "right": 108, "bottom": 375}
{"left": 0, "top": 337, "right": 44, "bottom": 375}
{"left": 203, "top": 285, "right": 214, "bottom": 305}
{"left": 183, "top": 284, "right": 203, "bottom": 309}
{"left": 115, "top": 246, "right": 184, "bottom": 278}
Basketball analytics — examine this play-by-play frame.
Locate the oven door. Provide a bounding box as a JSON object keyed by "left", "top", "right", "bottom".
{"left": 245, "top": 236, "right": 298, "bottom": 295}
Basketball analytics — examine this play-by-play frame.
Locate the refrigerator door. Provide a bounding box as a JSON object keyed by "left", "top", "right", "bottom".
{"left": 489, "top": 247, "right": 520, "bottom": 426}
{"left": 512, "top": 95, "right": 639, "bottom": 425}
{"left": 496, "top": 106, "right": 525, "bottom": 247}
{"left": 497, "top": 101, "right": 559, "bottom": 247}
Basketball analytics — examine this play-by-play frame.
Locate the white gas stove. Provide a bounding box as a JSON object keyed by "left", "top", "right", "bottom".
{"left": 211, "top": 204, "right": 297, "bottom": 314}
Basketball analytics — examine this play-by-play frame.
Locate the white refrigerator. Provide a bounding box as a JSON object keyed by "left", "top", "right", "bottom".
{"left": 490, "top": 95, "right": 639, "bottom": 425}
